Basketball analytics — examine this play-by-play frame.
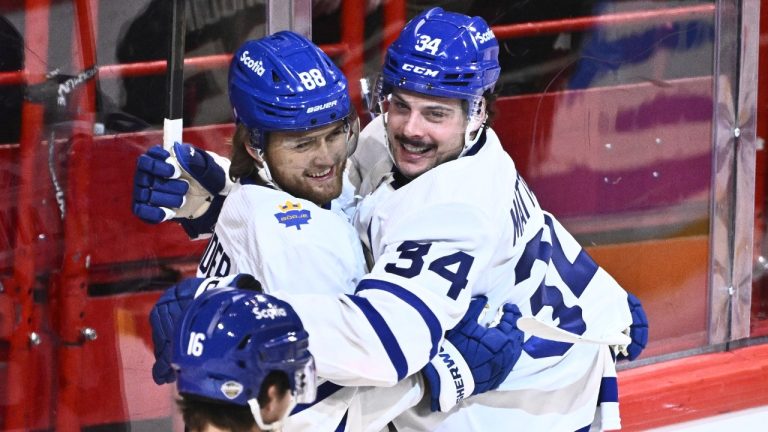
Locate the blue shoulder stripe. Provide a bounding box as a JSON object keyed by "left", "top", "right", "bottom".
{"left": 345, "top": 294, "right": 408, "bottom": 380}
{"left": 355, "top": 279, "right": 443, "bottom": 360}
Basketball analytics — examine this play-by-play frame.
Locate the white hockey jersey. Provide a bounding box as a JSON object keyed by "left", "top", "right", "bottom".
{"left": 280, "top": 118, "right": 633, "bottom": 431}
{"left": 196, "top": 179, "right": 414, "bottom": 431}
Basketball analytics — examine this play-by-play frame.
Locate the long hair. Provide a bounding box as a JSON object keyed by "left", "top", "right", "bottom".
{"left": 228, "top": 123, "right": 262, "bottom": 183}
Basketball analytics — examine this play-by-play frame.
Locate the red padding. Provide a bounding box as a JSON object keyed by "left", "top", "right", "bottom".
{"left": 619, "top": 343, "right": 768, "bottom": 430}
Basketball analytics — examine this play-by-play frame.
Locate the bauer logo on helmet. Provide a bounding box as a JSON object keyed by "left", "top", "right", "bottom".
{"left": 307, "top": 100, "right": 338, "bottom": 113}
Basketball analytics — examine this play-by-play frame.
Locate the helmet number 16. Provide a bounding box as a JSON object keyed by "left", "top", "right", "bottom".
{"left": 414, "top": 35, "right": 442, "bottom": 55}
{"left": 187, "top": 332, "right": 206, "bottom": 357}
{"left": 298, "top": 68, "right": 327, "bottom": 90}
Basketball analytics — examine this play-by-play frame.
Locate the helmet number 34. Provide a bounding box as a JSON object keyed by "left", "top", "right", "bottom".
{"left": 187, "top": 332, "right": 206, "bottom": 357}
{"left": 298, "top": 69, "right": 327, "bottom": 90}
{"left": 414, "top": 35, "right": 442, "bottom": 55}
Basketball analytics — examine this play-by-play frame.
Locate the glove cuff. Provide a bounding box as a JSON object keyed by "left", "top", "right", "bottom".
{"left": 425, "top": 340, "right": 476, "bottom": 412}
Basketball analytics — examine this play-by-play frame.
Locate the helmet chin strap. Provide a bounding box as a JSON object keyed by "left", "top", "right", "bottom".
{"left": 460, "top": 98, "right": 487, "bottom": 157}
{"left": 255, "top": 151, "right": 283, "bottom": 192}
{"left": 459, "top": 120, "right": 487, "bottom": 157}
{"left": 248, "top": 397, "right": 298, "bottom": 431}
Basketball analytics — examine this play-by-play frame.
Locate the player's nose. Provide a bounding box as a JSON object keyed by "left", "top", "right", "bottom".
{"left": 402, "top": 112, "right": 427, "bottom": 138}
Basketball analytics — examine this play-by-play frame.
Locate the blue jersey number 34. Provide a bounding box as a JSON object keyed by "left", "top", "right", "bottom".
{"left": 384, "top": 241, "right": 474, "bottom": 300}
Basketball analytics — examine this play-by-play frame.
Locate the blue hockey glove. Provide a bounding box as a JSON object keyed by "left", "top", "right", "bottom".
{"left": 148, "top": 273, "right": 261, "bottom": 385}
{"left": 133, "top": 142, "right": 231, "bottom": 229}
{"left": 422, "top": 296, "right": 524, "bottom": 412}
{"left": 618, "top": 292, "right": 648, "bottom": 361}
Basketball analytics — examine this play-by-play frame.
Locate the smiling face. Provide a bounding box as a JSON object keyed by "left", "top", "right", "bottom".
{"left": 385, "top": 89, "right": 468, "bottom": 180}
{"left": 256, "top": 120, "right": 348, "bottom": 206}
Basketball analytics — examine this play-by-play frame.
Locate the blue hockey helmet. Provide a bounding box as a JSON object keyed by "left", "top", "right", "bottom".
{"left": 172, "top": 287, "right": 316, "bottom": 424}
{"left": 378, "top": 7, "right": 500, "bottom": 117}
{"left": 229, "top": 31, "right": 354, "bottom": 151}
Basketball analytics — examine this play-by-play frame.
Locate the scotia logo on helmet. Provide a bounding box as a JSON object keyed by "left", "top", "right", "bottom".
{"left": 474, "top": 29, "right": 495, "bottom": 44}
{"left": 252, "top": 305, "right": 289, "bottom": 320}
{"left": 240, "top": 50, "right": 265, "bottom": 76}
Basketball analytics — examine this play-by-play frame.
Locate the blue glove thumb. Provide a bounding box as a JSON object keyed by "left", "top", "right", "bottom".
{"left": 172, "top": 142, "right": 229, "bottom": 196}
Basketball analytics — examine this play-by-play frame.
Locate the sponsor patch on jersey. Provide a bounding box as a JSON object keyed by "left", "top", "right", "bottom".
{"left": 220, "top": 381, "right": 244, "bottom": 400}
{"left": 274, "top": 200, "right": 311, "bottom": 230}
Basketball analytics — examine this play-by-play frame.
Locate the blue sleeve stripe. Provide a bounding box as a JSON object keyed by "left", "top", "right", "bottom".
{"left": 355, "top": 278, "right": 443, "bottom": 360}
{"left": 345, "top": 294, "right": 408, "bottom": 380}
{"left": 290, "top": 381, "right": 343, "bottom": 415}
{"left": 598, "top": 377, "right": 619, "bottom": 403}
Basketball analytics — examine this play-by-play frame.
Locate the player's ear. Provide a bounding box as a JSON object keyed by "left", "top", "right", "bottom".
{"left": 260, "top": 384, "right": 289, "bottom": 424}
{"left": 244, "top": 144, "right": 265, "bottom": 168}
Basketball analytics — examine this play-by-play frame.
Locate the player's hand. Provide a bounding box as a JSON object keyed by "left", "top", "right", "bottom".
{"left": 148, "top": 274, "right": 262, "bottom": 385}
{"left": 133, "top": 142, "right": 232, "bottom": 224}
{"left": 422, "top": 296, "right": 524, "bottom": 412}
{"left": 618, "top": 292, "right": 648, "bottom": 361}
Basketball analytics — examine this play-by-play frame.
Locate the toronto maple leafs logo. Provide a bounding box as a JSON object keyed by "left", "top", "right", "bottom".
{"left": 274, "top": 200, "right": 311, "bottom": 230}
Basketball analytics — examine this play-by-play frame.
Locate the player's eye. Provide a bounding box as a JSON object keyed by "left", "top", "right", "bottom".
{"left": 425, "top": 109, "right": 449, "bottom": 121}
{"left": 289, "top": 140, "right": 314, "bottom": 151}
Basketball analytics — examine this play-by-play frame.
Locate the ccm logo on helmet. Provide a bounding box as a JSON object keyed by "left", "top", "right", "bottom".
{"left": 402, "top": 63, "right": 439, "bottom": 77}
{"left": 307, "top": 100, "right": 338, "bottom": 113}
{"left": 240, "top": 50, "right": 265, "bottom": 76}
{"left": 252, "top": 306, "right": 288, "bottom": 320}
{"left": 474, "top": 29, "right": 495, "bottom": 44}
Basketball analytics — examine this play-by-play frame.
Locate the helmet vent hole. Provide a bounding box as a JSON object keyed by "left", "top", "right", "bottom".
{"left": 311, "top": 119, "right": 318, "bottom": 125}
{"left": 237, "top": 335, "right": 251, "bottom": 350}
{"left": 272, "top": 70, "right": 281, "bottom": 83}
{"left": 237, "top": 360, "right": 247, "bottom": 369}
{"left": 445, "top": 73, "right": 460, "bottom": 80}
{"left": 331, "top": 113, "right": 337, "bottom": 119}
{"left": 462, "top": 73, "right": 476, "bottom": 79}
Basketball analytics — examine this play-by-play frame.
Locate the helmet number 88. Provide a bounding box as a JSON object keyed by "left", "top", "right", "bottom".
{"left": 298, "top": 69, "right": 327, "bottom": 90}
{"left": 414, "top": 35, "right": 442, "bottom": 55}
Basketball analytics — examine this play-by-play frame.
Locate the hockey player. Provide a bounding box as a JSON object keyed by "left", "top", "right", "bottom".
{"left": 144, "top": 31, "right": 525, "bottom": 431}
{"left": 138, "top": 9, "right": 649, "bottom": 431}
{"left": 173, "top": 287, "right": 317, "bottom": 432}
{"left": 339, "top": 9, "right": 646, "bottom": 430}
